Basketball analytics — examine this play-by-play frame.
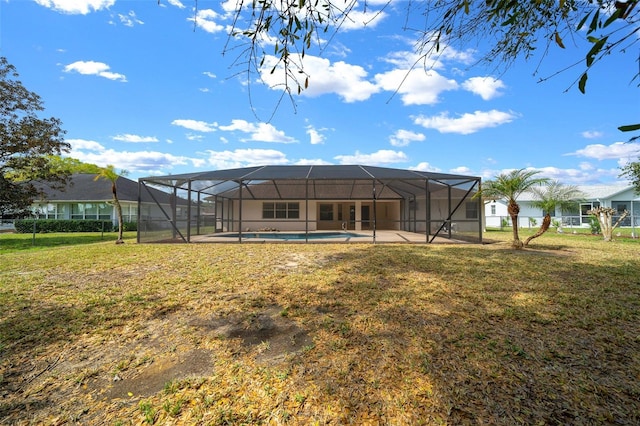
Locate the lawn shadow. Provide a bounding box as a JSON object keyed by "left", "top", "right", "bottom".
{"left": 282, "top": 244, "right": 640, "bottom": 424}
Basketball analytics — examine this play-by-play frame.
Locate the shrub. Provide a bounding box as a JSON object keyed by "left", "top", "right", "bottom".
{"left": 588, "top": 215, "right": 601, "bottom": 235}
{"left": 14, "top": 219, "right": 116, "bottom": 233}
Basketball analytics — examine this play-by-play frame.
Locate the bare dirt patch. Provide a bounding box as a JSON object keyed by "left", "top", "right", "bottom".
{"left": 190, "top": 305, "right": 314, "bottom": 365}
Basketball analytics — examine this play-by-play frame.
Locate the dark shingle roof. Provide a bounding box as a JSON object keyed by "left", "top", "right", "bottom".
{"left": 33, "top": 174, "right": 165, "bottom": 203}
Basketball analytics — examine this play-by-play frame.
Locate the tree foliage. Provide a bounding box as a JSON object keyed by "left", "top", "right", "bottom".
{"left": 620, "top": 161, "right": 640, "bottom": 193}
{"left": 478, "top": 169, "right": 550, "bottom": 249}
{"left": 524, "top": 181, "right": 585, "bottom": 246}
{"left": 227, "top": 0, "right": 639, "bottom": 102}
{"left": 0, "top": 57, "right": 70, "bottom": 216}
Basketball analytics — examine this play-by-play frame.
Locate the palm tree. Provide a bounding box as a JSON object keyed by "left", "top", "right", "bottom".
{"left": 524, "top": 181, "right": 585, "bottom": 246}
{"left": 94, "top": 165, "right": 128, "bottom": 244}
{"left": 479, "top": 169, "right": 549, "bottom": 249}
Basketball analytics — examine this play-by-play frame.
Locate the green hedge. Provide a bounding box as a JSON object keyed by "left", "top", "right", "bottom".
{"left": 14, "top": 219, "right": 116, "bottom": 233}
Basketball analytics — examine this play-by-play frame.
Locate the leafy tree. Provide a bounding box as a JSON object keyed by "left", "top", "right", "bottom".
{"left": 620, "top": 161, "right": 640, "bottom": 194}
{"left": 229, "top": 1, "right": 639, "bottom": 110}
{"left": 0, "top": 57, "right": 70, "bottom": 216}
{"left": 478, "top": 169, "right": 549, "bottom": 249}
{"left": 524, "top": 181, "right": 585, "bottom": 246}
{"left": 47, "top": 155, "right": 101, "bottom": 175}
{"left": 94, "top": 165, "right": 128, "bottom": 244}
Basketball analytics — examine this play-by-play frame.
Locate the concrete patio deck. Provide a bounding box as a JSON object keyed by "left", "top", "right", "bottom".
{"left": 191, "top": 230, "right": 473, "bottom": 244}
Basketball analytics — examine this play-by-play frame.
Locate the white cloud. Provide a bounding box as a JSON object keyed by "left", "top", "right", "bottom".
{"left": 449, "top": 166, "right": 474, "bottom": 175}
{"left": 260, "top": 55, "right": 380, "bottom": 102}
{"left": 203, "top": 71, "right": 216, "bottom": 79}
{"left": 203, "top": 148, "right": 289, "bottom": 169}
{"left": 69, "top": 146, "right": 196, "bottom": 175}
{"left": 171, "top": 119, "right": 217, "bottom": 132}
{"left": 306, "top": 126, "right": 326, "bottom": 145}
{"left": 582, "top": 130, "right": 604, "bottom": 139}
{"left": 115, "top": 11, "right": 143, "bottom": 27}
{"left": 112, "top": 134, "right": 159, "bottom": 143}
{"left": 190, "top": 9, "right": 225, "bottom": 33}
{"left": 67, "top": 138, "right": 106, "bottom": 152}
{"left": 167, "top": 0, "right": 185, "bottom": 9}
{"left": 218, "top": 119, "right": 297, "bottom": 143}
{"left": 334, "top": 149, "right": 408, "bottom": 165}
{"left": 413, "top": 110, "right": 518, "bottom": 134}
{"left": 389, "top": 129, "right": 425, "bottom": 147}
{"left": 64, "top": 60, "right": 126, "bottom": 82}
{"left": 532, "top": 166, "right": 621, "bottom": 185}
{"left": 411, "top": 162, "right": 442, "bottom": 172}
{"left": 34, "top": 0, "right": 114, "bottom": 14}
{"left": 375, "top": 68, "right": 458, "bottom": 105}
{"left": 294, "top": 158, "right": 333, "bottom": 165}
{"left": 461, "top": 77, "right": 505, "bottom": 100}
{"left": 568, "top": 141, "right": 640, "bottom": 161}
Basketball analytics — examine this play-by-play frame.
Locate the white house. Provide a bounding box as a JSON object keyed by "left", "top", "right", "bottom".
{"left": 484, "top": 183, "right": 639, "bottom": 233}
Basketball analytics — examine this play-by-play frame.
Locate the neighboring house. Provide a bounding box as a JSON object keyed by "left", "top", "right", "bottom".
{"left": 138, "top": 165, "right": 484, "bottom": 243}
{"left": 28, "top": 173, "right": 173, "bottom": 226}
{"left": 484, "top": 183, "right": 640, "bottom": 233}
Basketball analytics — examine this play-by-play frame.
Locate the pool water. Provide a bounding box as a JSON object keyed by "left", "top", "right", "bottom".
{"left": 225, "top": 231, "right": 364, "bottom": 240}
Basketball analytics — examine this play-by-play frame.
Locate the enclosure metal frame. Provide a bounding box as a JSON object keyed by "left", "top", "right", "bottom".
{"left": 137, "top": 165, "right": 482, "bottom": 244}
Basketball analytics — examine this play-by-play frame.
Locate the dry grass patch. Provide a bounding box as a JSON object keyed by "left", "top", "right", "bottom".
{"left": 0, "top": 232, "right": 639, "bottom": 424}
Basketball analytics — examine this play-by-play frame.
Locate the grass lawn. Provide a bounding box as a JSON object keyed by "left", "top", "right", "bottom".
{"left": 0, "top": 230, "right": 639, "bottom": 424}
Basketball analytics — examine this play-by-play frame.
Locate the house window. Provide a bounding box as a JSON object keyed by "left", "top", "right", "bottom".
{"left": 466, "top": 202, "right": 478, "bottom": 219}
{"left": 581, "top": 202, "right": 600, "bottom": 224}
{"left": 262, "top": 202, "right": 299, "bottom": 219}
{"left": 490, "top": 204, "right": 496, "bottom": 215}
{"left": 71, "top": 203, "right": 86, "bottom": 219}
{"left": 98, "top": 203, "right": 111, "bottom": 220}
{"left": 319, "top": 204, "right": 334, "bottom": 221}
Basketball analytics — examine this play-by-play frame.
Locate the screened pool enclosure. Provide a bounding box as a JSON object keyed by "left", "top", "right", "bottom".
{"left": 137, "top": 165, "right": 482, "bottom": 243}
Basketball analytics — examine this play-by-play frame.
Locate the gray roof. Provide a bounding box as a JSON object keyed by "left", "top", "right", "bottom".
{"left": 33, "top": 173, "right": 169, "bottom": 203}
{"left": 517, "top": 183, "right": 634, "bottom": 202}
{"left": 140, "top": 165, "right": 480, "bottom": 199}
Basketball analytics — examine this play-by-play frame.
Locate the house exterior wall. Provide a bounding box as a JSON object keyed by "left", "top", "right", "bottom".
{"left": 482, "top": 186, "right": 640, "bottom": 232}
{"left": 226, "top": 199, "right": 404, "bottom": 232}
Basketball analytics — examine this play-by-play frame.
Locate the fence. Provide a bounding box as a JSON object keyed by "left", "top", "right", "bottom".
{"left": 485, "top": 214, "right": 640, "bottom": 236}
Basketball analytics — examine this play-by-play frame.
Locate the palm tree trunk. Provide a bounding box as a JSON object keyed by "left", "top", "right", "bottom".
{"left": 508, "top": 200, "right": 523, "bottom": 249}
{"left": 524, "top": 214, "right": 551, "bottom": 246}
{"left": 112, "top": 182, "right": 124, "bottom": 244}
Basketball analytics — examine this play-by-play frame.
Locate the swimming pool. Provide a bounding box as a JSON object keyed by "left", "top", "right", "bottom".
{"left": 224, "top": 231, "right": 365, "bottom": 240}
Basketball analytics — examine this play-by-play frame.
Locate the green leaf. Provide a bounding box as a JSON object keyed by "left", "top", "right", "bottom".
{"left": 578, "top": 72, "right": 588, "bottom": 94}
{"left": 619, "top": 123, "right": 640, "bottom": 132}
{"left": 604, "top": 9, "right": 622, "bottom": 27}
{"left": 586, "top": 37, "right": 607, "bottom": 67}
{"left": 588, "top": 9, "right": 600, "bottom": 33}
{"left": 576, "top": 13, "right": 589, "bottom": 31}
{"left": 554, "top": 32, "right": 565, "bottom": 49}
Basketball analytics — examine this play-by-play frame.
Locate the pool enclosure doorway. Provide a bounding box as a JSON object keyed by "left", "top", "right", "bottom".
{"left": 137, "top": 165, "right": 483, "bottom": 243}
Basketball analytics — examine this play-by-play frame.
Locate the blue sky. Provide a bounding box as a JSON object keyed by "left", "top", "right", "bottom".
{"left": 1, "top": 0, "right": 639, "bottom": 183}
